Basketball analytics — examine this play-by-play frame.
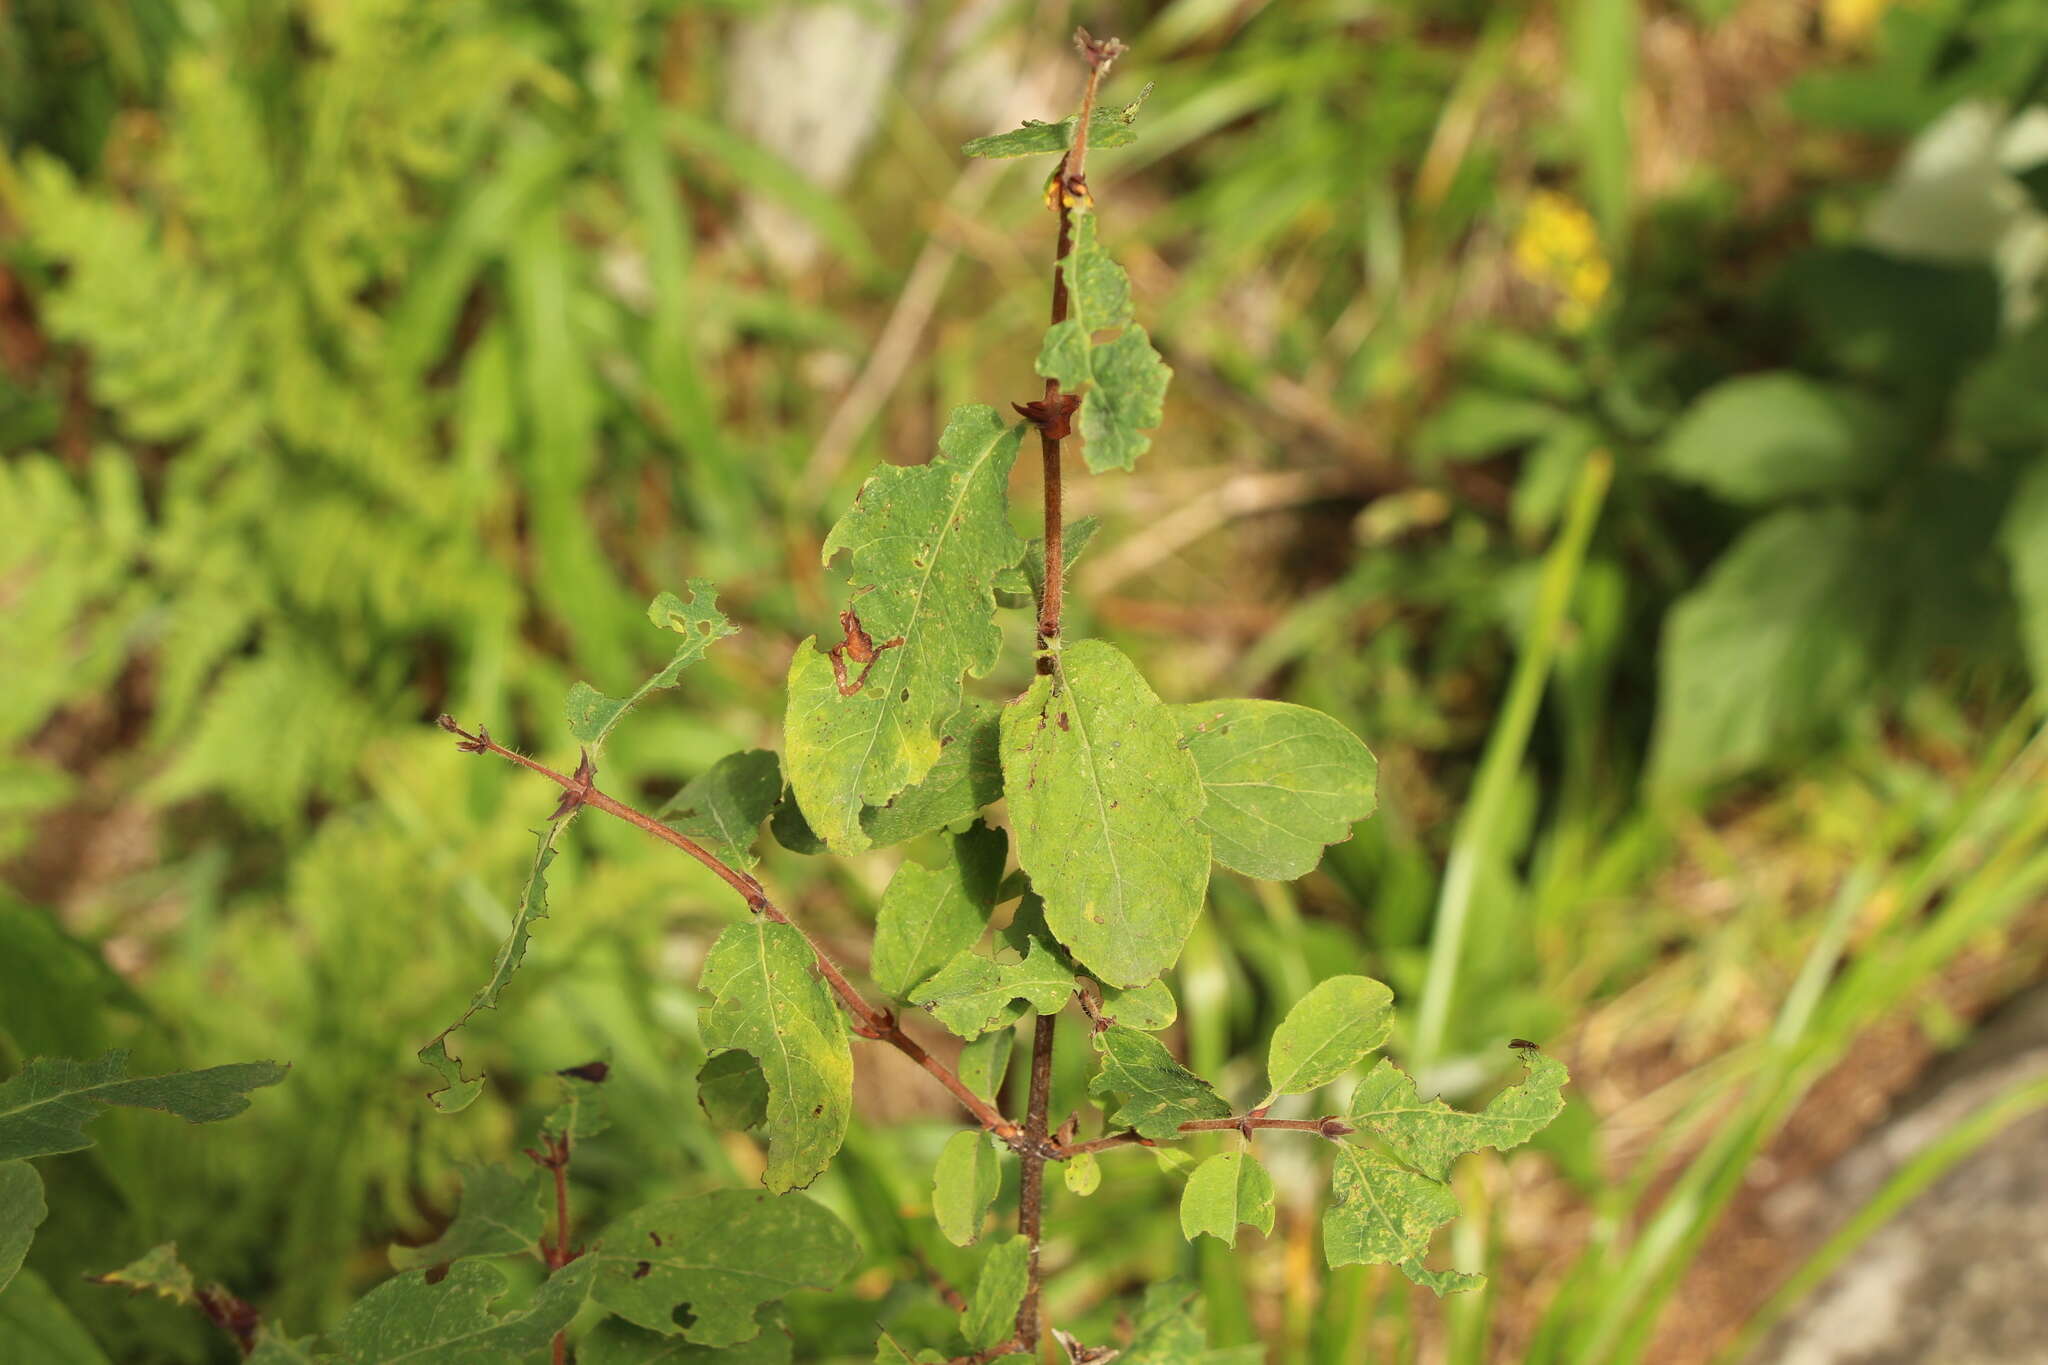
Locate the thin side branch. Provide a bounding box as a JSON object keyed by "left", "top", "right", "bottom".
{"left": 1058, "top": 1114, "right": 1355, "bottom": 1159}
{"left": 438, "top": 716, "right": 1023, "bottom": 1146}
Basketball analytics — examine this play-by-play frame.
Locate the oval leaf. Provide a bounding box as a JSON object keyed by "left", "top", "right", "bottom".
{"left": 699, "top": 922, "right": 853, "bottom": 1192}
{"left": 1002, "top": 641, "right": 1209, "bottom": 989}
{"left": 1264, "top": 975, "right": 1394, "bottom": 1101}
{"left": 1179, "top": 1152, "right": 1276, "bottom": 1249}
{"left": 1171, "top": 700, "right": 1378, "bottom": 881}
{"left": 932, "top": 1130, "right": 1001, "bottom": 1247}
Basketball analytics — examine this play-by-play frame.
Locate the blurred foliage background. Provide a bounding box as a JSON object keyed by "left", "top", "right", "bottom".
{"left": 6, "top": 0, "right": 2048, "bottom": 1360}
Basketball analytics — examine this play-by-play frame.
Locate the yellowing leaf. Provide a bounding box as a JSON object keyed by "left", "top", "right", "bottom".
{"left": 1179, "top": 1152, "right": 1276, "bottom": 1249}
{"left": 1322, "top": 1146, "right": 1457, "bottom": 1270}
{"left": 1346, "top": 1051, "right": 1568, "bottom": 1182}
{"left": 860, "top": 702, "right": 1003, "bottom": 847}
{"left": 1264, "top": 975, "right": 1393, "bottom": 1101}
{"left": 699, "top": 921, "right": 853, "bottom": 1192}
{"left": 786, "top": 407, "right": 1026, "bottom": 852}
{"left": 1002, "top": 641, "right": 1209, "bottom": 989}
{"left": 1171, "top": 700, "right": 1378, "bottom": 881}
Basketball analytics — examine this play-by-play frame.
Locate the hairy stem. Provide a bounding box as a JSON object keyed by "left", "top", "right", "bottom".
{"left": 1014, "top": 1014, "right": 1058, "bottom": 1348}
{"left": 1013, "top": 30, "right": 1126, "bottom": 1349}
{"left": 439, "top": 716, "right": 1023, "bottom": 1145}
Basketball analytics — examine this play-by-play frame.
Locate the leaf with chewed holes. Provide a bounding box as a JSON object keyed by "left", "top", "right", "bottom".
{"left": 786, "top": 407, "right": 1025, "bottom": 853}
{"left": 699, "top": 921, "right": 852, "bottom": 1193}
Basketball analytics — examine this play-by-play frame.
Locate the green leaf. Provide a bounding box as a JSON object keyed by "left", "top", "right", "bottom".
{"left": 0, "top": 1161, "right": 44, "bottom": 1296}
{"left": 1099, "top": 978, "right": 1177, "bottom": 1031}
{"left": 1034, "top": 216, "right": 1172, "bottom": 473}
{"left": 246, "top": 1325, "right": 325, "bottom": 1364}
{"left": 1321, "top": 1145, "right": 1459, "bottom": 1270}
{"left": 420, "top": 824, "right": 568, "bottom": 1113}
{"left": 389, "top": 1164, "right": 545, "bottom": 1271}
{"left": 700, "top": 920, "right": 853, "bottom": 1192}
{"left": 915, "top": 935, "right": 1074, "bottom": 1040}
{"left": 1657, "top": 372, "right": 1897, "bottom": 504}
{"left": 2000, "top": 459, "right": 2048, "bottom": 691}
{"left": 1398, "top": 1259, "right": 1485, "bottom": 1296}
{"left": 1088, "top": 1026, "right": 1229, "bottom": 1141}
{"left": 566, "top": 582, "right": 738, "bottom": 758}
{"left": 786, "top": 407, "right": 1026, "bottom": 852}
{"left": 591, "top": 1190, "right": 860, "bottom": 1346}
{"left": 88, "top": 1242, "right": 196, "bottom": 1304}
{"left": 957, "top": 1029, "right": 1013, "bottom": 1102}
{"left": 994, "top": 516, "right": 1102, "bottom": 608}
{"left": 660, "top": 750, "right": 782, "bottom": 872}
{"left": 872, "top": 823, "right": 1006, "bottom": 1000}
{"left": 1264, "top": 975, "right": 1394, "bottom": 1101}
{"left": 1003, "top": 641, "right": 1210, "bottom": 989}
{"left": 0, "top": 1268, "right": 113, "bottom": 1365}
{"left": 696, "top": 1050, "right": 770, "bottom": 1132}
{"left": 961, "top": 1236, "right": 1028, "bottom": 1350}
{"left": 960, "top": 84, "right": 1153, "bottom": 159}
{"left": 1063, "top": 1150, "right": 1101, "bottom": 1197}
{"left": 874, "top": 1335, "right": 946, "bottom": 1364}
{"left": 1346, "top": 1051, "right": 1568, "bottom": 1182}
{"left": 1648, "top": 506, "right": 1884, "bottom": 789}
{"left": 1118, "top": 1282, "right": 1266, "bottom": 1364}
{"left": 860, "top": 702, "right": 1003, "bottom": 847}
{"left": 542, "top": 1064, "right": 611, "bottom": 1145}
{"left": 0, "top": 1051, "right": 287, "bottom": 1160}
{"left": 769, "top": 790, "right": 826, "bottom": 855}
{"left": 584, "top": 1317, "right": 793, "bottom": 1364}
{"left": 932, "top": 1130, "right": 1001, "bottom": 1247}
{"left": 1172, "top": 700, "right": 1378, "bottom": 881}
{"left": 327, "top": 1256, "right": 595, "bottom": 1364}
{"left": 1179, "top": 1152, "right": 1276, "bottom": 1249}
{"left": 1415, "top": 389, "right": 1561, "bottom": 462}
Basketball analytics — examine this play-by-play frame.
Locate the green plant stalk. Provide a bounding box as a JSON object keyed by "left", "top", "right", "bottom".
{"left": 1413, "top": 450, "right": 1612, "bottom": 1071}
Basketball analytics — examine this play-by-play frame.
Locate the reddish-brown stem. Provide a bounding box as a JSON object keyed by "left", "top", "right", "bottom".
{"left": 1014, "top": 1013, "right": 1058, "bottom": 1348}
{"left": 1013, "top": 31, "right": 1123, "bottom": 1350}
{"left": 1029, "top": 31, "right": 1118, "bottom": 672}
{"left": 439, "top": 716, "right": 1023, "bottom": 1146}
{"left": 1058, "top": 1114, "right": 1355, "bottom": 1159}
{"left": 523, "top": 1133, "right": 576, "bottom": 1365}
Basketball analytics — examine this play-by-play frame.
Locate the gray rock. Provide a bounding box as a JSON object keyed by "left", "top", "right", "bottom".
{"left": 1755, "top": 989, "right": 2048, "bottom": 1364}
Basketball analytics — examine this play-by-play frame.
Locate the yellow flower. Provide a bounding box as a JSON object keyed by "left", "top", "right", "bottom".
{"left": 1513, "top": 190, "right": 1611, "bottom": 331}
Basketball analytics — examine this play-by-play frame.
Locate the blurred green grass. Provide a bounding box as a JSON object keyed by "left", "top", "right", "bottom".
{"left": 6, "top": 0, "right": 2048, "bottom": 1360}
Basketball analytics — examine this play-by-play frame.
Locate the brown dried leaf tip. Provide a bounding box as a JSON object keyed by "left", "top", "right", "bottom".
{"left": 827, "top": 604, "right": 904, "bottom": 696}
{"left": 438, "top": 714, "right": 492, "bottom": 754}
